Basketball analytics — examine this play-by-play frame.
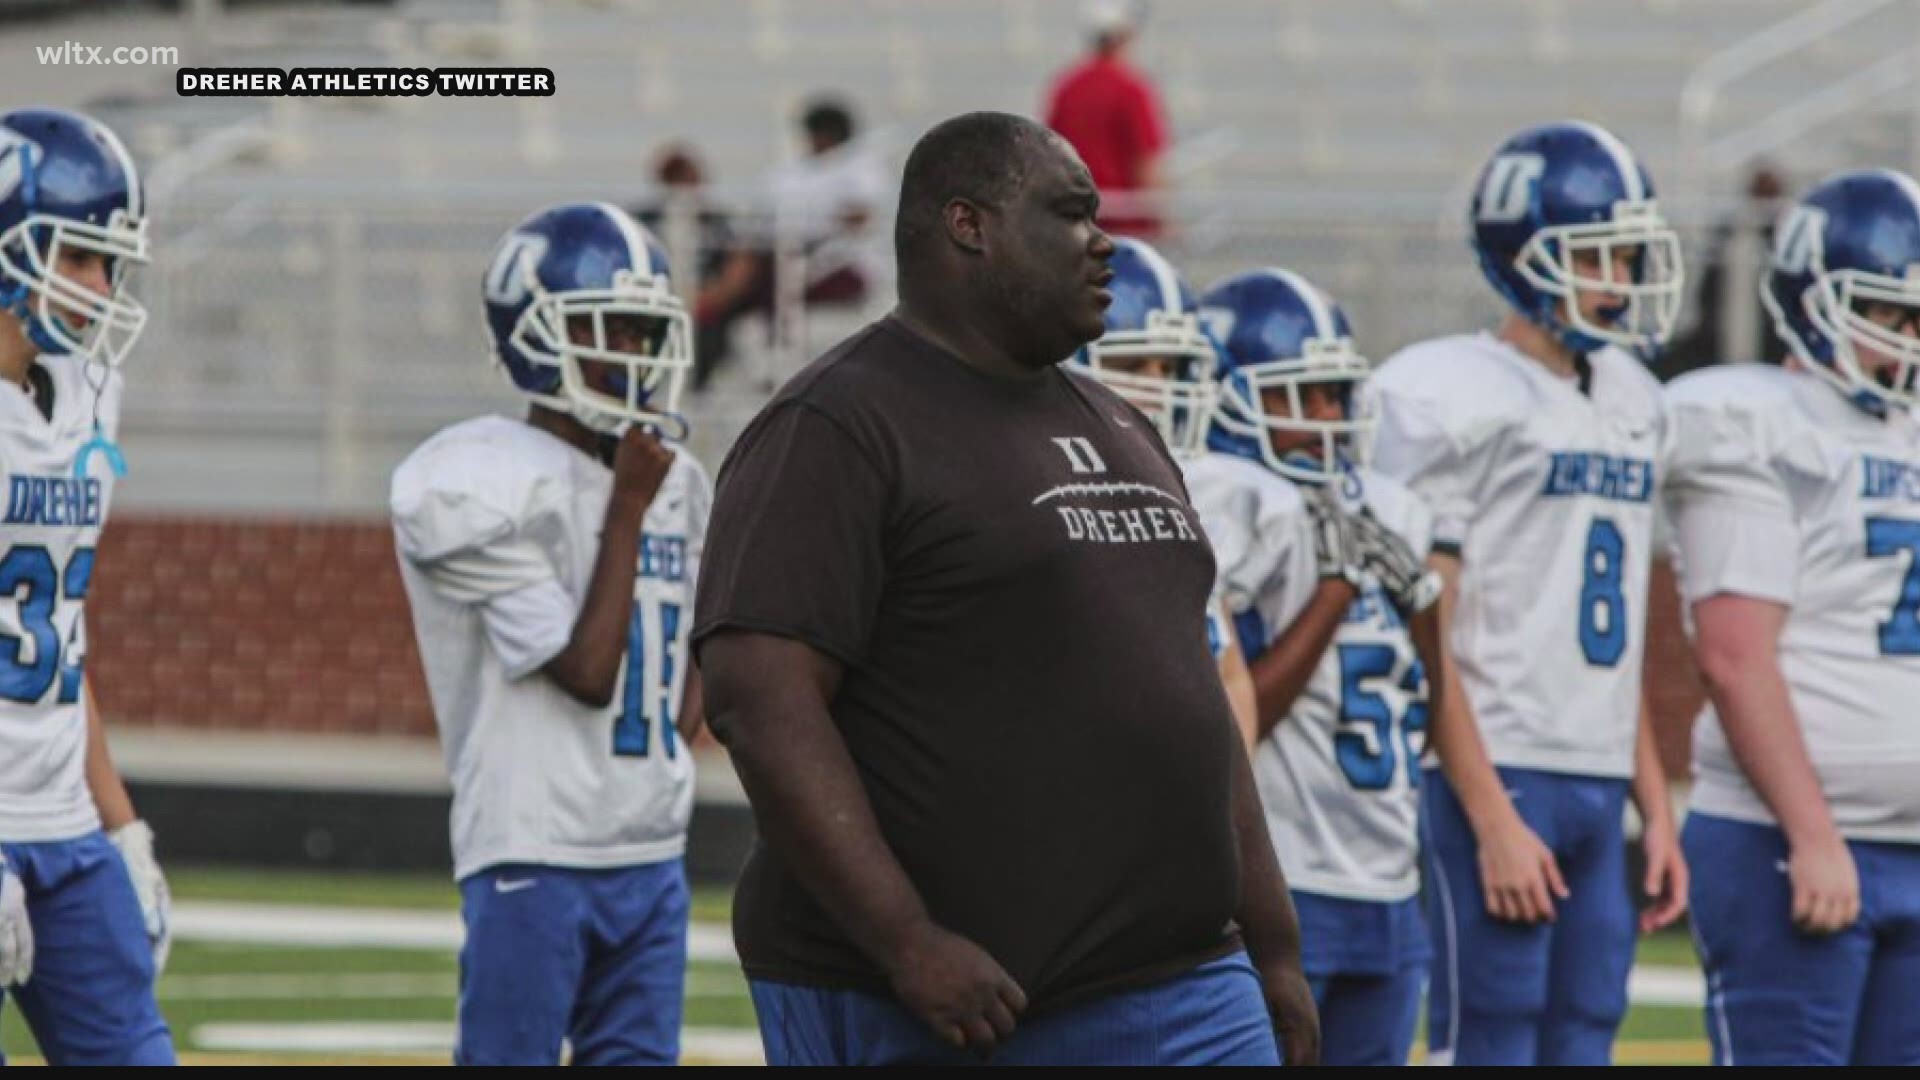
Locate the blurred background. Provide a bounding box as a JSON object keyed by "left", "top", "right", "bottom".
{"left": 6, "top": 0, "right": 1919, "bottom": 1062}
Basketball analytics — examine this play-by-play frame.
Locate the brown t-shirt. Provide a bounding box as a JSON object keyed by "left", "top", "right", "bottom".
{"left": 692, "top": 316, "right": 1243, "bottom": 1011}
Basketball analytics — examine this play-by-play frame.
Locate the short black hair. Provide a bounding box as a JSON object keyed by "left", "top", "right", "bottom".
{"left": 802, "top": 98, "right": 855, "bottom": 146}
{"left": 894, "top": 111, "right": 1053, "bottom": 266}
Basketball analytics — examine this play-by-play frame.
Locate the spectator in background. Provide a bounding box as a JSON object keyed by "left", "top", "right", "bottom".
{"left": 1044, "top": 0, "right": 1169, "bottom": 238}
{"left": 1656, "top": 163, "right": 1790, "bottom": 381}
{"left": 635, "top": 144, "right": 735, "bottom": 289}
{"left": 633, "top": 143, "right": 738, "bottom": 368}
{"left": 691, "top": 97, "right": 888, "bottom": 390}
{"left": 766, "top": 99, "right": 889, "bottom": 301}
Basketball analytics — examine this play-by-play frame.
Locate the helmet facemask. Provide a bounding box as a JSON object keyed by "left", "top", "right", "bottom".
{"left": 1802, "top": 267, "right": 1920, "bottom": 409}
{"left": 508, "top": 267, "right": 693, "bottom": 438}
{"left": 1513, "top": 200, "right": 1684, "bottom": 355}
{"left": 0, "top": 206, "right": 149, "bottom": 367}
{"left": 1215, "top": 337, "right": 1374, "bottom": 485}
{"left": 1079, "top": 309, "right": 1220, "bottom": 458}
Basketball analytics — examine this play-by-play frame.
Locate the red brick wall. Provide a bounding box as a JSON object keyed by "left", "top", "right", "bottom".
{"left": 1645, "top": 561, "right": 1707, "bottom": 780}
{"left": 91, "top": 517, "right": 436, "bottom": 736}
{"left": 87, "top": 515, "right": 1711, "bottom": 775}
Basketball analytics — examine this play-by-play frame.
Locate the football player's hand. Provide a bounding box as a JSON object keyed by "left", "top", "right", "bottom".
{"left": 1476, "top": 808, "right": 1568, "bottom": 924}
{"left": 1638, "top": 814, "right": 1688, "bottom": 933}
{"left": 0, "top": 854, "right": 32, "bottom": 986}
{"left": 1303, "top": 485, "right": 1361, "bottom": 585}
{"left": 609, "top": 425, "right": 676, "bottom": 508}
{"left": 110, "top": 820, "right": 172, "bottom": 973}
{"left": 1788, "top": 835, "right": 1860, "bottom": 935}
{"left": 884, "top": 919, "right": 1026, "bottom": 1053}
{"left": 1258, "top": 957, "right": 1321, "bottom": 1066}
{"left": 1349, "top": 508, "right": 1440, "bottom": 614}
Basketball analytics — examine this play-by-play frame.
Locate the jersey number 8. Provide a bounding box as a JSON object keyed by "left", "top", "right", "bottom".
{"left": 1580, "top": 518, "right": 1627, "bottom": 667}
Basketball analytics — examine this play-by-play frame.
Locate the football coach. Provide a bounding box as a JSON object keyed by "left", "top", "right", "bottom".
{"left": 693, "top": 110, "right": 1318, "bottom": 1067}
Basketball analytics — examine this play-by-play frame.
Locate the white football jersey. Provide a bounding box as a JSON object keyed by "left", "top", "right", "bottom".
{"left": 0, "top": 358, "right": 123, "bottom": 842}
{"left": 1366, "top": 332, "right": 1665, "bottom": 780}
{"left": 1186, "top": 452, "right": 1434, "bottom": 901}
{"left": 1180, "top": 464, "right": 1240, "bottom": 663}
{"left": 391, "top": 416, "right": 706, "bottom": 880}
{"left": 1666, "top": 363, "right": 1920, "bottom": 842}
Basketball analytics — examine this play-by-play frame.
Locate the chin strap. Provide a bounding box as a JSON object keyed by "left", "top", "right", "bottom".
{"left": 641, "top": 410, "right": 691, "bottom": 445}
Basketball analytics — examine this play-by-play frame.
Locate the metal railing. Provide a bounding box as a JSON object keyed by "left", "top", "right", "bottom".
{"left": 120, "top": 181, "right": 1732, "bottom": 514}
{"left": 1676, "top": 0, "right": 1920, "bottom": 216}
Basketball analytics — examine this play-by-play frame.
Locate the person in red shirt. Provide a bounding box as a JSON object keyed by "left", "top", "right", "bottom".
{"left": 1043, "top": 0, "right": 1169, "bottom": 238}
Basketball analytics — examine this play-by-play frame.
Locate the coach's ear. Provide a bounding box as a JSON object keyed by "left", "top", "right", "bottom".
{"left": 943, "top": 198, "right": 988, "bottom": 256}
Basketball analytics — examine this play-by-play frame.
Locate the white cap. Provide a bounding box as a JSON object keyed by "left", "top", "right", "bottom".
{"left": 1082, "top": 0, "right": 1136, "bottom": 36}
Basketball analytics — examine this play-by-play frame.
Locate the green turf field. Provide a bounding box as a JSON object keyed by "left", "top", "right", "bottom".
{"left": 0, "top": 865, "right": 1711, "bottom": 1065}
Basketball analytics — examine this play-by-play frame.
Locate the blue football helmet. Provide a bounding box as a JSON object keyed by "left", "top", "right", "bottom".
{"left": 1470, "top": 120, "right": 1683, "bottom": 357}
{"left": 482, "top": 202, "right": 692, "bottom": 436}
{"left": 0, "top": 108, "right": 149, "bottom": 367}
{"left": 1762, "top": 168, "right": 1920, "bottom": 412}
{"left": 1068, "top": 237, "right": 1218, "bottom": 458}
{"left": 1199, "top": 267, "right": 1371, "bottom": 485}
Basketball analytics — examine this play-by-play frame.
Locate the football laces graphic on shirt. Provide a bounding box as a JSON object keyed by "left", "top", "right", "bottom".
{"left": 1029, "top": 481, "right": 1185, "bottom": 507}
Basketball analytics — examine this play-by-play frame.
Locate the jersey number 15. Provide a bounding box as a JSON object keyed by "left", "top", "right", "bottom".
{"left": 613, "top": 598, "right": 681, "bottom": 759}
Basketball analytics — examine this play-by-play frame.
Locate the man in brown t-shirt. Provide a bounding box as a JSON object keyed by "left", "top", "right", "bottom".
{"left": 693, "top": 111, "right": 1318, "bottom": 1066}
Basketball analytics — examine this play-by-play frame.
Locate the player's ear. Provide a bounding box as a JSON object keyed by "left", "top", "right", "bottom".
{"left": 943, "top": 197, "right": 988, "bottom": 256}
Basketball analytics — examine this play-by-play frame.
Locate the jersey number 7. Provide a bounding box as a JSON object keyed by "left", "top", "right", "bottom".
{"left": 1867, "top": 517, "right": 1920, "bottom": 655}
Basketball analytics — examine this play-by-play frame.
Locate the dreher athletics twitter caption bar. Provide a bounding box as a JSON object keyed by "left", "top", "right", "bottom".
{"left": 178, "top": 66, "right": 555, "bottom": 97}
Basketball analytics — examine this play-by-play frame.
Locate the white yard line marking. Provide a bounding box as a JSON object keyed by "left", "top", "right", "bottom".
{"left": 160, "top": 970, "right": 746, "bottom": 1001}
{"left": 172, "top": 901, "right": 737, "bottom": 961}
{"left": 172, "top": 902, "right": 1702, "bottom": 1006}
{"left": 190, "top": 1023, "right": 765, "bottom": 1064}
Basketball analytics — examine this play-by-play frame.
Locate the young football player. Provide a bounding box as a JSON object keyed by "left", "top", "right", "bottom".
{"left": 1666, "top": 168, "right": 1920, "bottom": 1066}
{"left": 1186, "top": 267, "right": 1441, "bottom": 1066}
{"left": 391, "top": 202, "right": 707, "bottom": 1065}
{"left": 1068, "top": 236, "right": 1258, "bottom": 745}
{"left": 1366, "top": 120, "right": 1689, "bottom": 1066}
{"left": 0, "top": 106, "right": 174, "bottom": 1066}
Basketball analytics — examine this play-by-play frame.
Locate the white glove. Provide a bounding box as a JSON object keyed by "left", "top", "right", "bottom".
{"left": 0, "top": 854, "right": 32, "bottom": 987}
{"left": 1303, "top": 484, "right": 1363, "bottom": 587}
{"left": 110, "top": 821, "right": 171, "bottom": 975}
{"left": 1349, "top": 508, "right": 1442, "bottom": 615}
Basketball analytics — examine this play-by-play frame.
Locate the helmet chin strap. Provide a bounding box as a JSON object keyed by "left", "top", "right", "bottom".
{"left": 568, "top": 399, "right": 628, "bottom": 436}
{"left": 1281, "top": 449, "right": 1327, "bottom": 483}
{"left": 564, "top": 400, "right": 692, "bottom": 444}
{"left": 1841, "top": 353, "right": 1896, "bottom": 419}
{"left": 1532, "top": 295, "right": 1601, "bottom": 358}
{"left": 1, "top": 289, "right": 62, "bottom": 357}
{"left": 1282, "top": 447, "right": 1360, "bottom": 486}
{"left": 643, "top": 410, "right": 691, "bottom": 444}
